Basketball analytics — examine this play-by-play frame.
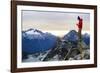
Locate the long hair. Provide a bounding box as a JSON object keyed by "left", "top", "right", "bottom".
{"left": 77, "top": 16, "right": 81, "bottom": 20}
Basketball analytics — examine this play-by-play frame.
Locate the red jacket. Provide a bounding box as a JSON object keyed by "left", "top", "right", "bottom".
{"left": 77, "top": 19, "right": 83, "bottom": 29}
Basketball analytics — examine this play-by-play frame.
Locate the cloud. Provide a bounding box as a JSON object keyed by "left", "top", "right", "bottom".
{"left": 22, "top": 10, "right": 90, "bottom": 31}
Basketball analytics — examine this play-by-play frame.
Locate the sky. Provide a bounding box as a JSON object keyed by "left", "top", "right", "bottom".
{"left": 22, "top": 10, "right": 90, "bottom": 32}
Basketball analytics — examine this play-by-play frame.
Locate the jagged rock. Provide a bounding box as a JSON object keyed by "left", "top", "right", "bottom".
{"left": 83, "top": 49, "right": 90, "bottom": 59}
{"left": 69, "top": 58, "right": 74, "bottom": 60}
{"left": 74, "top": 54, "right": 82, "bottom": 60}
{"left": 69, "top": 48, "right": 80, "bottom": 58}
{"left": 22, "top": 29, "right": 90, "bottom": 62}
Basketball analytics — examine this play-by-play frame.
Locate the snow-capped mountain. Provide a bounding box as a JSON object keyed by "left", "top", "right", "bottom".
{"left": 22, "top": 29, "right": 90, "bottom": 62}
{"left": 22, "top": 29, "right": 57, "bottom": 54}
{"left": 22, "top": 28, "right": 44, "bottom": 39}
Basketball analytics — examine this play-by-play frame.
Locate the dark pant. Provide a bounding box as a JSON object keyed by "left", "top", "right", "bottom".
{"left": 78, "top": 28, "right": 82, "bottom": 41}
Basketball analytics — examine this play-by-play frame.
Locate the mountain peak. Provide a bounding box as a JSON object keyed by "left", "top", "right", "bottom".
{"left": 63, "top": 30, "right": 78, "bottom": 42}
{"left": 68, "top": 30, "right": 77, "bottom": 34}
{"left": 27, "top": 28, "right": 43, "bottom": 33}
{"left": 22, "top": 28, "right": 57, "bottom": 53}
{"left": 23, "top": 28, "right": 44, "bottom": 35}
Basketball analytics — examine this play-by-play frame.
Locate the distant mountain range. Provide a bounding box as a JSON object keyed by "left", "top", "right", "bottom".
{"left": 22, "top": 29, "right": 90, "bottom": 54}
{"left": 63, "top": 30, "right": 90, "bottom": 46}
{"left": 82, "top": 33, "right": 90, "bottom": 45}
{"left": 22, "top": 28, "right": 57, "bottom": 54}
{"left": 63, "top": 30, "right": 79, "bottom": 42}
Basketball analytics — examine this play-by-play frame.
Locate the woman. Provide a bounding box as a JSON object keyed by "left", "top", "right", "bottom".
{"left": 76, "top": 16, "right": 83, "bottom": 59}
{"left": 76, "top": 16, "right": 83, "bottom": 41}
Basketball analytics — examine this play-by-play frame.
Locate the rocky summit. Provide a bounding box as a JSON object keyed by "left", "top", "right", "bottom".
{"left": 22, "top": 29, "right": 90, "bottom": 62}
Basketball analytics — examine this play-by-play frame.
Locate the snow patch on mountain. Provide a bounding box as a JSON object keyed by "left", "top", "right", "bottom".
{"left": 22, "top": 29, "right": 57, "bottom": 54}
